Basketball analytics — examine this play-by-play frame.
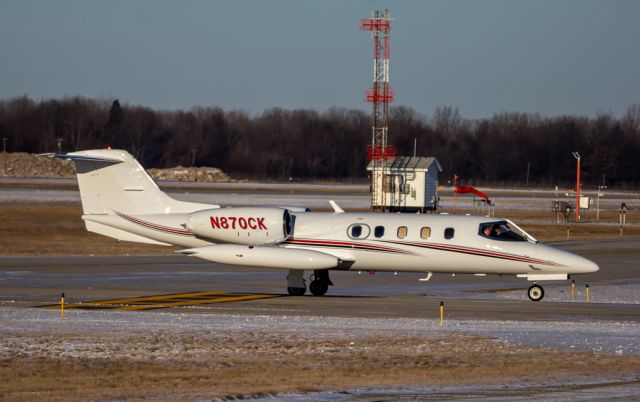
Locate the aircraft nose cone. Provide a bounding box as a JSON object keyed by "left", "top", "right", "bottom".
{"left": 566, "top": 253, "right": 600, "bottom": 274}
{"left": 580, "top": 256, "right": 600, "bottom": 273}
{"left": 540, "top": 245, "right": 599, "bottom": 274}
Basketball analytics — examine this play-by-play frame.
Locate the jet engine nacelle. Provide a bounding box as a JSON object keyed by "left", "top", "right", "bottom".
{"left": 186, "top": 207, "right": 292, "bottom": 245}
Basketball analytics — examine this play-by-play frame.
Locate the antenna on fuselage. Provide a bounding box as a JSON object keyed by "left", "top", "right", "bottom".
{"left": 329, "top": 200, "right": 345, "bottom": 213}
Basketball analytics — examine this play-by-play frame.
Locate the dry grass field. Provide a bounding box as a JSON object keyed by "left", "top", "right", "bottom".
{"left": 0, "top": 205, "right": 174, "bottom": 256}
{"left": 2, "top": 332, "right": 639, "bottom": 401}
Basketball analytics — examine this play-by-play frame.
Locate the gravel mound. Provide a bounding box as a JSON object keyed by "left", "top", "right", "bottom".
{"left": 0, "top": 152, "right": 75, "bottom": 178}
{"left": 147, "top": 166, "right": 232, "bottom": 182}
{"left": 0, "top": 152, "right": 233, "bottom": 182}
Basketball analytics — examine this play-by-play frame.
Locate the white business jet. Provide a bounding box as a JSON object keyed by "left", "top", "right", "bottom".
{"left": 47, "top": 149, "right": 599, "bottom": 301}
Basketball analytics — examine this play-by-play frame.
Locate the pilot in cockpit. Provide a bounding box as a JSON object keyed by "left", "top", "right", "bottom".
{"left": 480, "top": 221, "right": 528, "bottom": 241}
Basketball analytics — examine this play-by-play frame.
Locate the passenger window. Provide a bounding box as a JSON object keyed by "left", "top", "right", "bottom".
{"left": 444, "top": 227, "right": 455, "bottom": 239}
{"left": 420, "top": 227, "right": 431, "bottom": 239}
{"left": 374, "top": 226, "right": 385, "bottom": 238}
{"left": 397, "top": 226, "right": 408, "bottom": 239}
{"left": 347, "top": 224, "right": 370, "bottom": 239}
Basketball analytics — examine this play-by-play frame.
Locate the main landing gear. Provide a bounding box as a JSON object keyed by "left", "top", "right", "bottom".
{"left": 286, "top": 269, "right": 333, "bottom": 296}
{"left": 527, "top": 283, "right": 544, "bottom": 301}
{"left": 309, "top": 270, "right": 333, "bottom": 296}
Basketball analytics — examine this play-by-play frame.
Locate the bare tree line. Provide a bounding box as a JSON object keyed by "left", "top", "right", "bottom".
{"left": 1, "top": 96, "right": 639, "bottom": 187}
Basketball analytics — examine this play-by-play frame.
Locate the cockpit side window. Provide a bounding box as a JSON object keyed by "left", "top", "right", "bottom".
{"left": 479, "top": 221, "right": 527, "bottom": 242}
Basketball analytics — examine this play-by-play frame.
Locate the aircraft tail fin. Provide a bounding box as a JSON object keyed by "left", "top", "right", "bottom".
{"left": 46, "top": 149, "right": 217, "bottom": 215}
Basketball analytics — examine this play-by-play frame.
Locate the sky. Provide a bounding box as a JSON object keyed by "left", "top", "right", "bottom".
{"left": 1, "top": 0, "right": 639, "bottom": 119}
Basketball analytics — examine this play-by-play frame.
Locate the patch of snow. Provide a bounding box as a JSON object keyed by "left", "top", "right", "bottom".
{"left": 491, "top": 283, "right": 640, "bottom": 304}
{"left": 1, "top": 308, "right": 638, "bottom": 357}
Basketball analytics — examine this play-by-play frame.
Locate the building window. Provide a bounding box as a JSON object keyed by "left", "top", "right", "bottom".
{"left": 397, "top": 226, "right": 408, "bottom": 239}
{"left": 444, "top": 227, "right": 455, "bottom": 240}
{"left": 374, "top": 226, "right": 385, "bottom": 238}
{"left": 347, "top": 224, "right": 370, "bottom": 239}
{"left": 420, "top": 227, "right": 431, "bottom": 239}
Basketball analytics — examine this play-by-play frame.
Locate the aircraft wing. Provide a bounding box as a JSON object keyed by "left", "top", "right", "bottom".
{"left": 178, "top": 244, "right": 353, "bottom": 270}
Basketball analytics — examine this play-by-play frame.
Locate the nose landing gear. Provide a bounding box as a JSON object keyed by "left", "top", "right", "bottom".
{"left": 527, "top": 284, "right": 544, "bottom": 301}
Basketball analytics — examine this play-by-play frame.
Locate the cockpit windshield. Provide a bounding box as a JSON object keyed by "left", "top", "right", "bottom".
{"left": 479, "top": 220, "right": 536, "bottom": 242}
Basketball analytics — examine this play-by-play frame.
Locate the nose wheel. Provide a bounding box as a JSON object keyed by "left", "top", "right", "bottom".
{"left": 527, "top": 284, "right": 544, "bottom": 301}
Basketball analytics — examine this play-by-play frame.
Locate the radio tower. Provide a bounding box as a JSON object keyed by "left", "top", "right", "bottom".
{"left": 361, "top": 9, "right": 396, "bottom": 212}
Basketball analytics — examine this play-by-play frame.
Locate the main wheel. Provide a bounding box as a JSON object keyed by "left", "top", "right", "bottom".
{"left": 287, "top": 286, "right": 306, "bottom": 296}
{"left": 528, "top": 284, "right": 544, "bottom": 301}
{"left": 309, "top": 280, "right": 329, "bottom": 296}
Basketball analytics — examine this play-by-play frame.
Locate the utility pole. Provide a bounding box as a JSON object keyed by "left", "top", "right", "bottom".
{"left": 596, "top": 185, "right": 606, "bottom": 221}
{"left": 572, "top": 152, "right": 581, "bottom": 222}
{"left": 2, "top": 138, "right": 6, "bottom": 153}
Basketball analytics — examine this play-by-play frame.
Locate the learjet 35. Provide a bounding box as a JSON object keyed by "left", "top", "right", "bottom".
{"left": 48, "top": 149, "right": 599, "bottom": 301}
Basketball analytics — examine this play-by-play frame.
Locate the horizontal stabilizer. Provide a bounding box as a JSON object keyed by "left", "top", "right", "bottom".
{"left": 38, "top": 152, "right": 124, "bottom": 163}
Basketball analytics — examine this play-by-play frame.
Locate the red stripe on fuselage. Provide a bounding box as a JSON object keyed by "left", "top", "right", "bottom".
{"left": 384, "top": 239, "right": 558, "bottom": 266}
{"left": 285, "top": 238, "right": 412, "bottom": 254}
{"left": 116, "top": 212, "right": 193, "bottom": 236}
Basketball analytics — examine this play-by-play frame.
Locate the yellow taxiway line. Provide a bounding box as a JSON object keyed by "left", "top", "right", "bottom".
{"left": 38, "top": 291, "right": 281, "bottom": 311}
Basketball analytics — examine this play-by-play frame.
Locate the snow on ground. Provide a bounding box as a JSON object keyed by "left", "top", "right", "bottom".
{"left": 1, "top": 307, "right": 638, "bottom": 357}
{"left": 257, "top": 379, "right": 640, "bottom": 402}
{"left": 491, "top": 283, "right": 640, "bottom": 304}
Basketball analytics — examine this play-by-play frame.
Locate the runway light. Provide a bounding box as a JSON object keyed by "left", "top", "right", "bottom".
{"left": 440, "top": 301, "right": 444, "bottom": 328}
{"left": 586, "top": 284, "right": 590, "bottom": 303}
{"left": 571, "top": 280, "right": 575, "bottom": 302}
{"left": 60, "top": 292, "right": 65, "bottom": 318}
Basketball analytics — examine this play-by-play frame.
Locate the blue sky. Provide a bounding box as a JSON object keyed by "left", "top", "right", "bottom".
{"left": 1, "top": 0, "right": 638, "bottom": 118}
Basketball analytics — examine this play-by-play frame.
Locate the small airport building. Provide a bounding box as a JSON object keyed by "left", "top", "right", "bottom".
{"left": 367, "top": 156, "right": 442, "bottom": 213}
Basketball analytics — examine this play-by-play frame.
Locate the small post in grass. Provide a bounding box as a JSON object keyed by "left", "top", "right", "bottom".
{"left": 585, "top": 284, "right": 590, "bottom": 303}
{"left": 571, "top": 279, "right": 575, "bottom": 302}
{"left": 60, "top": 292, "right": 65, "bottom": 318}
{"left": 439, "top": 301, "right": 444, "bottom": 328}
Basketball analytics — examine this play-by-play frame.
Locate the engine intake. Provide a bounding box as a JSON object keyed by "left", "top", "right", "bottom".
{"left": 186, "top": 207, "right": 291, "bottom": 245}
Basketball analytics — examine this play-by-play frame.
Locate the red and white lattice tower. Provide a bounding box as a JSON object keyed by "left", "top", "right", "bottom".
{"left": 360, "top": 9, "right": 396, "bottom": 211}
